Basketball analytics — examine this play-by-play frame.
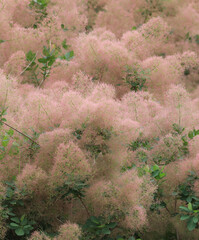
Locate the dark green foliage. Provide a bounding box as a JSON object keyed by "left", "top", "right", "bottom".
{"left": 177, "top": 171, "right": 198, "bottom": 202}
{"left": 184, "top": 68, "right": 190, "bottom": 76}
{"left": 123, "top": 65, "right": 150, "bottom": 92}
{"left": 128, "top": 139, "right": 151, "bottom": 151}
{"left": 2, "top": 181, "right": 36, "bottom": 238}
{"left": 72, "top": 123, "right": 87, "bottom": 140}
{"left": 85, "top": 128, "right": 114, "bottom": 159}
{"left": 138, "top": 0, "right": 164, "bottom": 22}
{"left": 54, "top": 178, "right": 88, "bottom": 200}
{"left": 180, "top": 202, "right": 199, "bottom": 231}
{"left": 9, "top": 215, "right": 35, "bottom": 236}
{"left": 82, "top": 216, "right": 117, "bottom": 240}
{"left": 73, "top": 125, "right": 114, "bottom": 159}
{"left": 185, "top": 32, "right": 199, "bottom": 45}
{"left": 194, "top": 35, "right": 199, "bottom": 44}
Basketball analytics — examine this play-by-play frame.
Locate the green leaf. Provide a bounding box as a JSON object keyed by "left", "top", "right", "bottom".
{"left": 42, "top": 46, "right": 50, "bottom": 56}
{"left": 0, "top": 39, "right": 5, "bottom": 44}
{"left": 2, "top": 136, "right": 9, "bottom": 147}
{"left": 10, "top": 222, "right": 19, "bottom": 227}
{"left": 24, "top": 224, "right": 31, "bottom": 229}
{"left": 195, "top": 35, "right": 199, "bottom": 44}
{"left": 15, "top": 228, "right": 25, "bottom": 236}
{"left": 101, "top": 228, "right": 111, "bottom": 235}
{"left": 187, "top": 219, "right": 196, "bottom": 231}
{"left": 38, "top": 57, "right": 48, "bottom": 63}
{"left": 62, "top": 39, "right": 68, "bottom": 50}
{"left": 159, "top": 172, "right": 166, "bottom": 179}
{"left": 179, "top": 206, "right": 191, "bottom": 212}
{"left": 26, "top": 51, "right": 36, "bottom": 62}
{"left": 193, "top": 216, "right": 198, "bottom": 223}
{"left": 61, "top": 24, "right": 68, "bottom": 31}
{"left": 188, "top": 203, "right": 193, "bottom": 211}
{"left": 187, "top": 196, "right": 192, "bottom": 203}
{"left": 21, "top": 218, "right": 28, "bottom": 226}
{"left": 11, "top": 217, "right": 20, "bottom": 223}
{"left": 0, "top": 146, "right": 5, "bottom": 151}
{"left": 90, "top": 216, "right": 100, "bottom": 224}
{"left": 180, "top": 215, "right": 190, "bottom": 221}
{"left": 107, "top": 222, "right": 117, "bottom": 228}
{"left": 64, "top": 51, "right": 74, "bottom": 61}
{"left": 6, "top": 129, "right": 14, "bottom": 137}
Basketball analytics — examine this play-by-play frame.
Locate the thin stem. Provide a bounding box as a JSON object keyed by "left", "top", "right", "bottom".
{"left": 133, "top": 103, "right": 138, "bottom": 121}
{"left": 78, "top": 196, "right": 90, "bottom": 218}
{"left": 0, "top": 120, "right": 40, "bottom": 146}
{"left": 165, "top": 205, "right": 172, "bottom": 216}
{"left": 19, "top": 156, "right": 21, "bottom": 174}
{"left": 176, "top": 229, "right": 180, "bottom": 240}
{"left": 175, "top": 197, "right": 177, "bottom": 212}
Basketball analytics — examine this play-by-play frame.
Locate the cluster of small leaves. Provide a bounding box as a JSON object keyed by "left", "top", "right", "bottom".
{"left": 185, "top": 32, "right": 199, "bottom": 45}
{"left": 81, "top": 216, "right": 141, "bottom": 240}
{"left": 24, "top": 41, "right": 74, "bottom": 87}
{"left": 25, "top": 46, "right": 58, "bottom": 87}
{"left": 125, "top": 124, "right": 199, "bottom": 217}
{"left": 85, "top": 0, "right": 106, "bottom": 32}
{"left": 87, "top": 0, "right": 106, "bottom": 14}
{"left": 173, "top": 171, "right": 199, "bottom": 231}
{"left": 151, "top": 123, "right": 195, "bottom": 165}
{"left": 139, "top": 0, "right": 164, "bottom": 22}
{"left": 61, "top": 24, "right": 76, "bottom": 32}
{"left": 180, "top": 201, "right": 199, "bottom": 231}
{"left": 0, "top": 107, "right": 7, "bottom": 126}
{"left": 73, "top": 125, "right": 114, "bottom": 159}
{"left": 29, "top": 0, "right": 50, "bottom": 28}
{"left": 72, "top": 123, "right": 87, "bottom": 140}
{"left": 0, "top": 108, "right": 20, "bottom": 163}
{"left": 85, "top": 127, "right": 114, "bottom": 159}
{"left": 54, "top": 176, "right": 90, "bottom": 221}
{"left": 128, "top": 139, "right": 151, "bottom": 152}
{"left": 38, "top": 46, "right": 59, "bottom": 87}
{"left": 82, "top": 216, "right": 117, "bottom": 240}
{"left": 54, "top": 177, "right": 89, "bottom": 201}
{"left": 122, "top": 65, "right": 150, "bottom": 92}
{"left": 2, "top": 181, "right": 36, "bottom": 237}
{"left": 25, "top": 128, "right": 41, "bottom": 159}
{"left": 127, "top": 124, "right": 198, "bottom": 168}
{"left": 173, "top": 124, "right": 199, "bottom": 157}
{"left": 9, "top": 215, "right": 35, "bottom": 237}
{"left": 124, "top": 136, "right": 167, "bottom": 214}
{"left": 0, "top": 128, "right": 19, "bottom": 162}
{"left": 137, "top": 164, "right": 166, "bottom": 180}
{"left": 58, "top": 39, "right": 74, "bottom": 61}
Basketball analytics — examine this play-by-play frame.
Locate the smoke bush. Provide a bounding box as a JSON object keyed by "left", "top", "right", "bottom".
{"left": 1, "top": 0, "right": 199, "bottom": 239}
